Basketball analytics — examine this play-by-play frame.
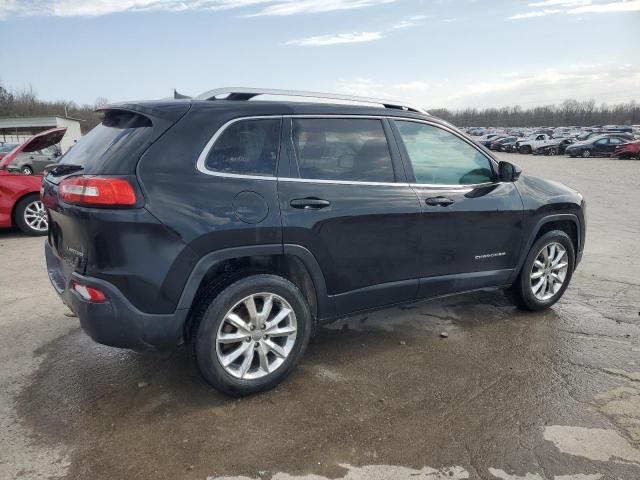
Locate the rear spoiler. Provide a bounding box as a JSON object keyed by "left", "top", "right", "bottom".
{"left": 96, "top": 101, "right": 191, "bottom": 123}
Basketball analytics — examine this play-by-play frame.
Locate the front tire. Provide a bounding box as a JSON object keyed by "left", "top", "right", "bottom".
{"left": 582, "top": 149, "right": 591, "bottom": 158}
{"left": 520, "top": 145, "right": 532, "bottom": 154}
{"left": 509, "top": 230, "right": 575, "bottom": 311}
{"left": 14, "top": 194, "right": 48, "bottom": 236}
{"left": 193, "top": 274, "right": 312, "bottom": 396}
{"left": 21, "top": 165, "right": 33, "bottom": 175}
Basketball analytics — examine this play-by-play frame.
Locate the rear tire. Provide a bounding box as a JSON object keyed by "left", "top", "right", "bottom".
{"left": 21, "top": 165, "right": 33, "bottom": 175}
{"left": 508, "top": 230, "right": 575, "bottom": 311}
{"left": 193, "top": 274, "right": 312, "bottom": 396}
{"left": 14, "top": 194, "right": 48, "bottom": 236}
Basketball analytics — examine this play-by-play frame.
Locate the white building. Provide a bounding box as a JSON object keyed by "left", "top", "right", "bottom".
{"left": 0, "top": 116, "right": 82, "bottom": 153}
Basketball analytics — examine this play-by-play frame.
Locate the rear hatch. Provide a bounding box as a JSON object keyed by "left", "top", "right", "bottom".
{"left": 0, "top": 127, "right": 66, "bottom": 171}
{"left": 43, "top": 101, "right": 190, "bottom": 273}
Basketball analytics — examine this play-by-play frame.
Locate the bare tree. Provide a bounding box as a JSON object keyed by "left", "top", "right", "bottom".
{"left": 431, "top": 99, "right": 640, "bottom": 127}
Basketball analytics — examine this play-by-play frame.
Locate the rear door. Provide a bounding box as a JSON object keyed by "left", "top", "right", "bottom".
{"left": 391, "top": 119, "right": 524, "bottom": 299}
{"left": 606, "top": 137, "right": 625, "bottom": 155}
{"left": 278, "top": 116, "right": 422, "bottom": 315}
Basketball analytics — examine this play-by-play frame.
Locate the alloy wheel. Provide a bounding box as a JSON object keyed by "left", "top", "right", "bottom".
{"left": 215, "top": 292, "right": 297, "bottom": 380}
{"left": 23, "top": 200, "right": 48, "bottom": 232}
{"left": 582, "top": 150, "right": 591, "bottom": 158}
{"left": 530, "top": 242, "right": 569, "bottom": 301}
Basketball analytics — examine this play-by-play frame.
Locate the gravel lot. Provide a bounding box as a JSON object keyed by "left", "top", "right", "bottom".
{"left": 1, "top": 153, "right": 639, "bottom": 480}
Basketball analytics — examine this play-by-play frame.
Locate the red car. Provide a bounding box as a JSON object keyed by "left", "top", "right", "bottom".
{"left": 0, "top": 128, "right": 66, "bottom": 236}
{"left": 613, "top": 141, "right": 640, "bottom": 160}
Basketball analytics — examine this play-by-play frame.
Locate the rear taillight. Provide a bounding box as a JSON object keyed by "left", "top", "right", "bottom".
{"left": 59, "top": 176, "right": 137, "bottom": 206}
{"left": 71, "top": 280, "right": 107, "bottom": 303}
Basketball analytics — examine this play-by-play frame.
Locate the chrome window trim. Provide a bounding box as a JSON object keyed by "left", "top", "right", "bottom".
{"left": 278, "top": 177, "right": 403, "bottom": 187}
{"left": 196, "top": 114, "right": 499, "bottom": 189}
{"left": 195, "top": 115, "right": 281, "bottom": 181}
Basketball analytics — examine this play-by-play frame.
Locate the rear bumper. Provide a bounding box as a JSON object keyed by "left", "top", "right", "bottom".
{"left": 45, "top": 242, "right": 187, "bottom": 353}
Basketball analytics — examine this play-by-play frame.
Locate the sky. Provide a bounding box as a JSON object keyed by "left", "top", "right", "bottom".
{"left": 0, "top": 0, "right": 639, "bottom": 110}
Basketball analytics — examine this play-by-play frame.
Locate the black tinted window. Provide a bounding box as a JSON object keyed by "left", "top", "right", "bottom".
{"left": 292, "top": 119, "right": 394, "bottom": 182}
{"left": 206, "top": 119, "right": 280, "bottom": 176}
{"left": 58, "top": 110, "right": 152, "bottom": 174}
{"left": 396, "top": 121, "right": 494, "bottom": 185}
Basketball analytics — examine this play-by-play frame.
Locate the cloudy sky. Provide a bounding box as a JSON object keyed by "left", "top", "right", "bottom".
{"left": 0, "top": 0, "right": 638, "bottom": 109}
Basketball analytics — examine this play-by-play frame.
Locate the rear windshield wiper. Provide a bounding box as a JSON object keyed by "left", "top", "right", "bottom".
{"left": 46, "top": 164, "right": 84, "bottom": 176}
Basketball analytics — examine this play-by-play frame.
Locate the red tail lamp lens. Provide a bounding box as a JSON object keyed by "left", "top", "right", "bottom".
{"left": 60, "top": 176, "right": 136, "bottom": 206}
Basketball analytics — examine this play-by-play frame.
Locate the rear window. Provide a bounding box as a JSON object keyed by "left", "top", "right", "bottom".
{"left": 57, "top": 110, "right": 153, "bottom": 174}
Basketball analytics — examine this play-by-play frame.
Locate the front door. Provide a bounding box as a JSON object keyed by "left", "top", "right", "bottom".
{"left": 391, "top": 119, "right": 524, "bottom": 299}
{"left": 592, "top": 138, "right": 611, "bottom": 156}
{"left": 278, "top": 117, "right": 422, "bottom": 316}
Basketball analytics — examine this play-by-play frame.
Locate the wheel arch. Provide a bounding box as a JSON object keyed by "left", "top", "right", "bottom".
{"left": 510, "top": 214, "right": 582, "bottom": 284}
{"left": 11, "top": 190, "right": 41, "bottom": 226}
{"left": 179, "top": 244, "right": 333, "bottom": 341}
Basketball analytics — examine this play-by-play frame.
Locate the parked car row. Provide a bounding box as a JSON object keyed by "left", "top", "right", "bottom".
{"left": 465, "top": 126, "right": 639, "bottom": 159}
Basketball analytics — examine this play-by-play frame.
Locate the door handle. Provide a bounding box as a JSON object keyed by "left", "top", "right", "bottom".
{"left": 290, "top": 198, "right": 331, "bottom": 210}
{"left": 425, "top": 196, "right": 454, "bottom": 207}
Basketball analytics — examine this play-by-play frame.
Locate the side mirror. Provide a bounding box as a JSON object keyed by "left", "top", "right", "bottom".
{"left": 498, "top": 161, "right": 522, "bottom": 182}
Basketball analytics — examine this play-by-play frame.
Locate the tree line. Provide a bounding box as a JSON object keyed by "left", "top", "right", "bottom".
{"left": 1, "top": 82, "right": 639, "bottom": 131}
{"left": 0, "top": 83, "right": 104, "bottom": 133}
{"left": 430, "top": 99, "right": 640, "bottom": 127}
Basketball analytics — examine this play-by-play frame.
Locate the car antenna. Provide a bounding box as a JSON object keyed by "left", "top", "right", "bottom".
{"left": 173, "top": 89, "right": 191, "bottom": 100}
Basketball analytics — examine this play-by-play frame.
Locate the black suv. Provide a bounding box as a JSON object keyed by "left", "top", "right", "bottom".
{"left": 43, "top": 88, "right": 586, "bottom": 396}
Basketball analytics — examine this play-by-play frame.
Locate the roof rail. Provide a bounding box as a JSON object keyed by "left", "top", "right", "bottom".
{"left": 195, "top": 87, "right": 428, "bottom": 115}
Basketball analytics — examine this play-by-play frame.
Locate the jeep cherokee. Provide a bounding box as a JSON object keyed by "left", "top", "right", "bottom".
{"left": 43, "top": 88, "right": 586, "bottom": 396}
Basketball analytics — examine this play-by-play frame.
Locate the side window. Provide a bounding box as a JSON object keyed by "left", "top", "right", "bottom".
{"left": 609, "top": 138, "right": 623, "bottom": 145}
{"left": 594, "top": 138, "right": 608, "bottom": 146}
{"left": 40, "top": 146, "right": 57, "bottom": 156}
{"left": 536, "top": 135, "right": 544, "bottom": 140}
{"left": 292, "top": 118, "right": 395, "bottom": 182}
{"left": 205, "top": 119, "right": 280, "bottom": 176}
{"left": 395, "top": 121, "right": 495, "bottom": 185}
